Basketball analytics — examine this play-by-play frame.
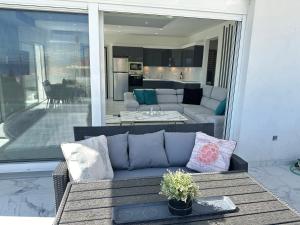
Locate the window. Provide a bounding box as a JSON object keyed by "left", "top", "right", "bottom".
{"left": 0, "top": 9, "right": 91, "bottom": 161}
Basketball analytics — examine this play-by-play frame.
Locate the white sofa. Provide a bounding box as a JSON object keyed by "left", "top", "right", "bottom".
{"left": 124, "top": 85, "right": 227, "bottom": 138}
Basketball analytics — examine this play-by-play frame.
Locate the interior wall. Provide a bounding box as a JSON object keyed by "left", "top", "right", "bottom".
{"left": 235, "top": 0, "right": 300, "bottom": 163}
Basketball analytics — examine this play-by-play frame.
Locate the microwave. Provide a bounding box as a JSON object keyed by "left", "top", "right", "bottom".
{"left": 129, "top": 62, "right": 143, "bottom": 74}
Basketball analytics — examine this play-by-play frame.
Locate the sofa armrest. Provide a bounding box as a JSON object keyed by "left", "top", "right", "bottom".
{"left": 124, "top": 92, "right": 139, "bottom": 110}
{"left": 52, "top": 161, "right": 69, "bottom": 212}
{"left": 229, "top": 154, "right": 248, "bottom": 172}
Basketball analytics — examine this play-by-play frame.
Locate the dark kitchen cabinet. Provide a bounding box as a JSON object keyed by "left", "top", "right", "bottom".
{"left": 171, "top": 49, "right": 182, "bottom": 67}
{"left": 143, "top": 48, "right": 163, "bottom": 66}
{"left": 182, "top": 45, "right": 203, "bottom": 67}
{"left": 113, "top": 46, "right": 143, "bottom": 61}
{"left": 143, "top": 46, "right": 203, "bottom": 67}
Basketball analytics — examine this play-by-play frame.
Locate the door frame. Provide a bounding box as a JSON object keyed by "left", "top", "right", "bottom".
{"left": 0, "top": 0, "right": 250, "bottom": 141}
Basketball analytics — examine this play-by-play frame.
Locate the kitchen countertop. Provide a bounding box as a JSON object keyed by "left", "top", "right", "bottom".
{"left": 143, "top": 78, "right": 201, "bottom": 84}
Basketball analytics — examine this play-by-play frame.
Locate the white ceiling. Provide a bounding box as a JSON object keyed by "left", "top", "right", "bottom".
{"left": 104, "top": 12, "right": 225, "bottom": 37}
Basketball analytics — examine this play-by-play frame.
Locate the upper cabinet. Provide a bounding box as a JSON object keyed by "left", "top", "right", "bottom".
{"left": 113, "top": 45, "right": 203, "bottom": 67}
{"left": 113, "top": 46, "right": 143, "bottom": 61}
{"left": 143, "top": 46, "right": 203, "bottom": 67}
{"left": 143, "top": 48, "right": 163, "bottom": 66}
{"left": 181, "top": 45, "right": 203, "bottom": 67}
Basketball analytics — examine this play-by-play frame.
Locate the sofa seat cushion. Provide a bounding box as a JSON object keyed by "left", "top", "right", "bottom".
{"left": 183, "top": 105, "right": 213, "bottom": 119}
{"left": 113, "top": 167, "right": 196, "bottom": 180}
{"left": 138, "top": 105, "right": 160, "bottom": 111}
{"left": 159, "top": 104, "right": 184, "bottom": 113}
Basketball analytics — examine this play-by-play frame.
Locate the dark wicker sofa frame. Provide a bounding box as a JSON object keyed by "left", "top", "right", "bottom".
{"left": 52, "top": 124, "right": 248, "bottom": 211}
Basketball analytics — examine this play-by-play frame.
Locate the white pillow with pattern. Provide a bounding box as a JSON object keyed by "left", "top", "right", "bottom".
{"left": 186, "top": 132, "right": 236, "bottom": 172}
{"left": 61, "top": 135, "right": 113, "bottom": 182}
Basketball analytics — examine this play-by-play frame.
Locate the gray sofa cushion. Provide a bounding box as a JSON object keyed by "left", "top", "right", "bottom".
{"left": 107, "top": 133, "right": 129, "bottom": 170}
{"left": 128, "top": 130, "right": 169, "bottom": 170}
{"left": 159, "top": 104, "right": 184, "bottom": 113}
{"left": 211, "top": 86, "right": 227, "bottom": 101}
{"left": 201, "top": 96, "right": 220, "bottom": 111}
{"left": 164, "top": 132, "right": 196, "bottom": 166}
{"left": 177, "top": 94, "right": 183, "bottom": 103}
{"left": 157, "top": 94, "right": 178, "bottom": 104}
{"left": 113, "top": 167, "right": 195, "bottom": 180}
{"left": 202, "top": 85, "right": 213, "bottom": 97}
{"left": 183, "top": 105, "right": 213, "bottom": 118}
{"left": 176, "top": 89, "right": 184, "bottom": 95}
{"left": 156, "top": 89, "right": 176, "bottom": 95}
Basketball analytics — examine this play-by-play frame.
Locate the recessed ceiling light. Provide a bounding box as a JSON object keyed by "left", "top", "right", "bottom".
{"left": 145, "top": 21, "right": 149, "bottom": 25}
{"left": 117, "top": 31, "right": 121, "bottom": 33}
{"left": 154, "top": 33, "right": 158, "bottom": 35}
{"left": 159, "top": 28, "right": 164, "bottom": 31}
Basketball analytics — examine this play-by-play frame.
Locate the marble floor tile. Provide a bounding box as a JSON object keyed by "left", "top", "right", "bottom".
{"left": 0, "top": 171, "right": 55, "bottom": 217}
{"left": 249, "top": 164, "right": 300, "bottom": 214}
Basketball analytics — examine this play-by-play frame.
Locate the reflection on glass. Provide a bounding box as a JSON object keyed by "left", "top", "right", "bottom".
{"left": 0, "top": 9, "right": 91, "bottom": 161}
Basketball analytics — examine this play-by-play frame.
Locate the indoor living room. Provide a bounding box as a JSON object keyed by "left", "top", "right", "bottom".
{"left": 104, "top": 11, "right": 240, "bottom": 140}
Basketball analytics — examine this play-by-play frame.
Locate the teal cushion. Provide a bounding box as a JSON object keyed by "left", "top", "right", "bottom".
{"left": 133, "top": 89, "right": 145, "bottom": 104}
{"left": 144, "top": 90, "right": 158, "bottom": 105}
{"left": 215, "top": 99, "right": 226, "bottom": 115}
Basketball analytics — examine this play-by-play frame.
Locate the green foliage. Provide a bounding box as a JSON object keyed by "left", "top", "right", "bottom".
{"left": 159, "top": 170, "right": 199, "bottom": 203}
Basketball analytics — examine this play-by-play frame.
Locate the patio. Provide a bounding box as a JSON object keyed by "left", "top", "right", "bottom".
{"left": 0, "top": 163, "right": 299, "bottom": 223}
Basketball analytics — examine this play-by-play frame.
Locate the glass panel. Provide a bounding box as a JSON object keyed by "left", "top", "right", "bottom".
{"left": 0, "top": 9, "right": 90, "bottom": 161}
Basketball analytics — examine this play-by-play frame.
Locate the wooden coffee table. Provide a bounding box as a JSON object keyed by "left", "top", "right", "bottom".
{"left": 54, "top": 172, "right": 300, "bottom": 225}
{"left": 120, "top": 111, "right": 188, "bottom": 125}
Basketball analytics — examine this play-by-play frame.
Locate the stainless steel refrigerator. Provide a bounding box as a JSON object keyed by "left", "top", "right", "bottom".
{"left": 113, "top": 58, "right": 129, "bottom": 101}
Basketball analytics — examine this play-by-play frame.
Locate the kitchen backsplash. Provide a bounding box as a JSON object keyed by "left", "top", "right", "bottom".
{"left": 143, "top": 66, "right": 202, "bottom": 82}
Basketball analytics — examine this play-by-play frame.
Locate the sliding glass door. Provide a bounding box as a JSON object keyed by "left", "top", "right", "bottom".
{"left": 0, "top": 9, "right": 91, "bottom": 161}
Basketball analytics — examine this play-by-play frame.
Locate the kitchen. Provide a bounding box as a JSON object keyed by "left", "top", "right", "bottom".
{"left": 112, "top": 46, "right": 203, "bottom": 101}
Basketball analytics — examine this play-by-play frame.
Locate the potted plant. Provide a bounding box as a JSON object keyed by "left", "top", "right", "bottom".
{"left": 159, "top": 170, "right": 199, "bottom": 216}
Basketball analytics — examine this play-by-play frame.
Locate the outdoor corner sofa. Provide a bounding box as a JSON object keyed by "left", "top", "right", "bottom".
{"left": 53, "top": 124, "right": 248, "bottom": 211}
{"left": 124, "top": 85, "right": 227, "bottom": 138}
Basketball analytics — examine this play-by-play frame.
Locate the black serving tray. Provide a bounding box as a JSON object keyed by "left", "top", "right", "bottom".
{"left": 112, "top": 196, "right": 238, "bottom": 224}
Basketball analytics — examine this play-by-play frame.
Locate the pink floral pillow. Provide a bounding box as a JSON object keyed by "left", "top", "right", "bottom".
{"left": 186, "top": 132, "right": 236, "bottom": 172}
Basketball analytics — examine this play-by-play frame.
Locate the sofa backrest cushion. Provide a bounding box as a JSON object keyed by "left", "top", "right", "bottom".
{"left": 202, "top": 85, "right": 213, "bottom": 97}
{"left": 211, "top": 86, "right": 227, "bottom": 101}
{"left": 164, "top": 132, "right": 196, "bottom": 166}
{"left": 156, "top": 89, "right": 176, "bottom": 95}
{"left": 128, "top": 130, "right": 169, "bottom": 170}
{"left": 200, "top": 85, "right": 227, "bottom": 111}
{"left": 157, "top": 94, "right": 178, "bottom": 104}
{"left": 176, "top": 89, "right": 184, "bottom": 103}
{"left": 107, "top": 133, "right": 129, "bottom": 170}
{"left": 156, "top": 89, "right": 179, "bottom": 104}
{"left": 201, "top": 97, "right": 221, "bottom": 111}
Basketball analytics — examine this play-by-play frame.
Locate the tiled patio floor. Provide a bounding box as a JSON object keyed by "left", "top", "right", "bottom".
{"left": 249, "top": 164, "right": 300, "bottom": 214}
{"left": 0, "top": 163, "right": 299, "bottom": 219}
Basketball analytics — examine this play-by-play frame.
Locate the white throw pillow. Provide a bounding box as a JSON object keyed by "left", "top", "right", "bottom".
{"left": 186, "top": 132, "right": 236, "bottom": 172}
{"left": 61, "top": 135, "right": 114, "bottom": 182}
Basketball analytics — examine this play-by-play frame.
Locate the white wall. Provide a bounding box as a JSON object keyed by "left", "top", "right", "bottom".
{"left": 234, "top": 0, "right": 300, "bottom": 164}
